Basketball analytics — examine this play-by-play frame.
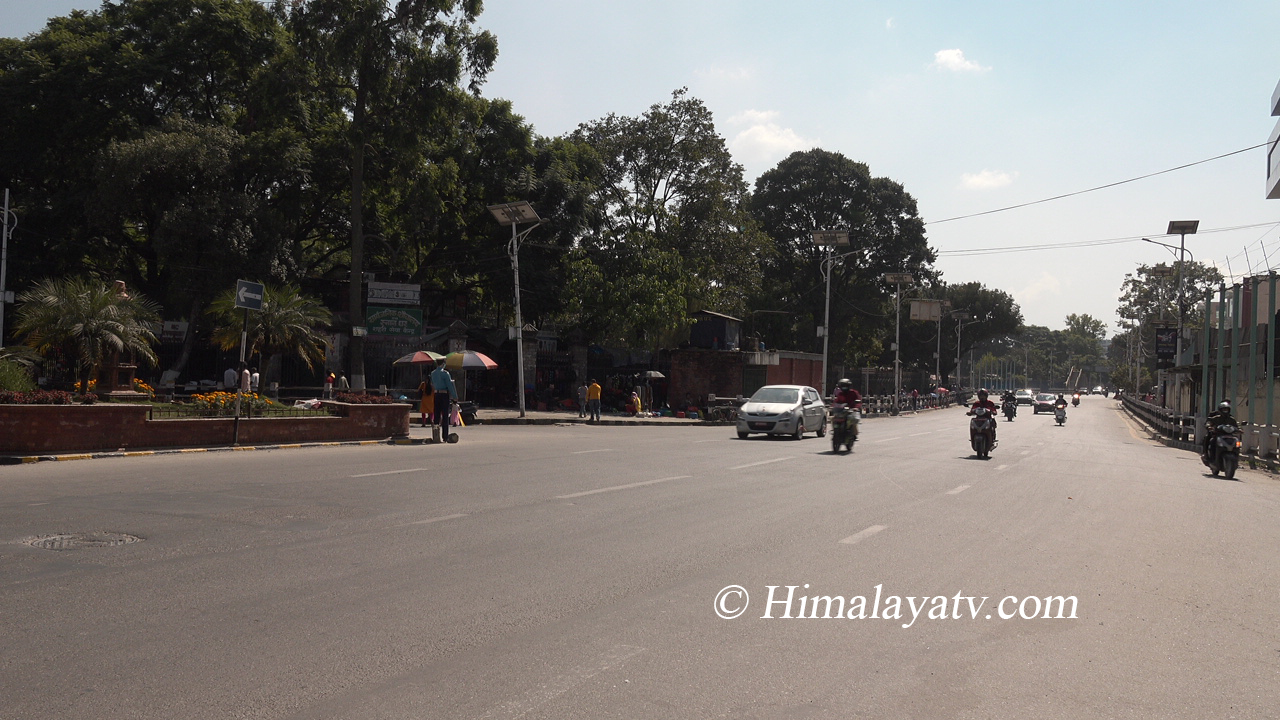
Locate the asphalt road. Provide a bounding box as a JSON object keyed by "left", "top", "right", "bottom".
{"left": 3, "top": 396, "right": 1279, "bottom": 719}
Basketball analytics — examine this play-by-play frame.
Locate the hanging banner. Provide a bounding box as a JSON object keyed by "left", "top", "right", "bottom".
{"left": 1155, "top": 326, "right": 1178, "bottom": 369}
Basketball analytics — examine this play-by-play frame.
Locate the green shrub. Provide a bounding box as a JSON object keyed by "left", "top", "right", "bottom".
{"left": 0, "top": 359, "right": 36, "bottom": 392}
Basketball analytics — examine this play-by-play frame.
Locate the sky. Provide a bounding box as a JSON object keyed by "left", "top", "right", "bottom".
{"left": 6, "top": 0, "right": 1280, "bottom": 335}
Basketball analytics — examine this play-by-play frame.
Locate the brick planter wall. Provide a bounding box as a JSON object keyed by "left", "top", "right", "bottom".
{"left": 0, "top": 402, "right": 410, "bottom": 455}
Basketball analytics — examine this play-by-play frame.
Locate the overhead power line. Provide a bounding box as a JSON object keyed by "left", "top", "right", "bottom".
{"left": 927, "top": 143, "right": 1268, "bottom": 226}
{"left": 937, "top": 221, "right": 1280, "bottom": 258}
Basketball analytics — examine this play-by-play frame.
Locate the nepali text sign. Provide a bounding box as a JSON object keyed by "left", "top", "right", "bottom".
{"left": 367, "top": 281, "right": 420, "bottom": 306}
{"left": 367, "top": 306, "right": 423, "bottom": 337}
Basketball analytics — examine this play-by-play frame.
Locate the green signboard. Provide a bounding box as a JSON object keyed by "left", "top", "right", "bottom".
{"left": 366, "top": 306, "right": 423, "bottom": 337}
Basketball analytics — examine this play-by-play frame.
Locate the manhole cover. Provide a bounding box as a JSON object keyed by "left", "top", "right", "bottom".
{"left": 25, "top": 532, "right": 143, "bottom": 550}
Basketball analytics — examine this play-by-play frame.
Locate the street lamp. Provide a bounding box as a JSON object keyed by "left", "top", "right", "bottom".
{"left": 1165, "top": 220, "right": 1199, "bottom": 363}
{"left": 488, "top": 201, "right": 544, "bottom": 418}
{"left": 883, "top": 272, "right": 915, "bottom": 405}
{"left": 813, "top": 230, "right": 849, "bottom": 397}
{"left": 0, "top": 189, "right": 14, "bottom": 346}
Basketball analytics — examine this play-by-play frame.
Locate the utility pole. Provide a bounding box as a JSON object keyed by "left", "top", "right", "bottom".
{"left": 0, "top": 189, "right": 12, "bottom": 346}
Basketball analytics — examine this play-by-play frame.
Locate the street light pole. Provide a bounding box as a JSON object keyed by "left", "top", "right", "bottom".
{"left": 1166, "top": 221, "right": 1199, "bottom": 364}
{"left": 488, "top": 202, "right": 544, "bottom": 418}
{"left": 813, "top": 231, "right": 849, "bottom": 397}
{"left": 0, "top": 189, "right": 13, "bottom": 346}
{"left": 883, "top": 273, "right": 914, "bottom": 407}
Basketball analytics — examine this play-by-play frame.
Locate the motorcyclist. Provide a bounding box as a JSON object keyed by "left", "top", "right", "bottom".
{"left": 968, "top": 388, "right": 1000, "bottom": 446}
{"left": 832, "top": 378, "right": 862, "bottom": 442}
{"left": 1202, "top": 401, "right": 1239, "bottom": 459}
{"left": 1001, "top": 390, "right": 1017, "bottom": 405}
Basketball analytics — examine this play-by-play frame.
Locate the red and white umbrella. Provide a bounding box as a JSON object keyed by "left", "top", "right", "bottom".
{"left": 393, "top": 350, "right": 447, "bottom": 365}
{"left": 444, "top": 350, "right": 498, "bottom": 370}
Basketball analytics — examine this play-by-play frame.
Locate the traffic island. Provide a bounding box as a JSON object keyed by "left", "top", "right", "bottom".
{"left": 0, "top": 401, "right": 411, "bottom": 457}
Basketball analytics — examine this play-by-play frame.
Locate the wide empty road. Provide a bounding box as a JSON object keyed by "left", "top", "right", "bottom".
{"left": 3, "top": 395, "right": 1279, "bottom": 719}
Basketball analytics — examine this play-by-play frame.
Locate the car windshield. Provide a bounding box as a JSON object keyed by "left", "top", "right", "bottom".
{"left": 1036, "top": 394, "right": 1055, "bottom": 401}
{"left": 750, "top": 388, "right": 799, "bottom": 404}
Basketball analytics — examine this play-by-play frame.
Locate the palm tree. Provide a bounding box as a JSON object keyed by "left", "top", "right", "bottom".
{"left": 208, "top": 284, "right": 332, "bottom": 385}
{"left": 13, "top": 278, "right": 162, "bottom": 393}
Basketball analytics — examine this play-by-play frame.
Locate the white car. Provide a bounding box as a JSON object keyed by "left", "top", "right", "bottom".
{"left": 736, "top": 385, "right": 827, "bottom": 440}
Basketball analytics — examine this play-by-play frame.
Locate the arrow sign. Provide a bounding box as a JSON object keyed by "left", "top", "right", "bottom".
{"left": 234, "top": 280, "right": 264, "bottom": 311}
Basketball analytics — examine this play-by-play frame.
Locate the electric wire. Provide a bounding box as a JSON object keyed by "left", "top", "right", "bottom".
{"left": 926, "top": 142, "right": 1268, "bottom": 225}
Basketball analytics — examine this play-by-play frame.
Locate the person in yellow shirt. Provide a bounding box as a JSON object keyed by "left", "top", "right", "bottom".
{"left": 629, "top": 391, "right": 642, "bottom": 416}
{"left": 587, "top": 379, "right": 602, "bottom": 422}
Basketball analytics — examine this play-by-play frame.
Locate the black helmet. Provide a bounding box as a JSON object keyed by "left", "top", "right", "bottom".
{"left": 977, "top": 388, "right": 988, "bottom": 398}
{"left": 837, "top": 378, "right": 852, "bottom": 389}
{"left": 1218, "top": 401, "right": 1231, "bottom": 412}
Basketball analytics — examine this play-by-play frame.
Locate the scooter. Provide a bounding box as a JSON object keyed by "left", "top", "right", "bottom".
{"left": 968, "top": 406, "right": 996, "bottom": 459}
{"left": 1002, "top": 399, "right": 1017, "bottom": 422}
{"left": 1071, "top": 393, "right": 1080, "bottom": 407}
{"left": 1054, "top": 404, "right": 1067, "bottom": 426}
{"left": 829, "top": 403, "right": 859, "bottom": 453}
{"left": 1203, "top": 422, "right": 1243, "bottom": 479}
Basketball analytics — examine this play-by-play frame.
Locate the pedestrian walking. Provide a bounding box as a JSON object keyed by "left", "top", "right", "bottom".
{"left": 249, "top": 367, "right": 260, "bottom": 393}
{"left": 337, "top": 373, "right": 350, "bottom": 392}
{"left": 323, "top": 372, "right": 335, "bottom": 399}
{"left": 430, "top": 360, "right": 458, "bottom": 440}
{"left": 577, "top": 381, "right": 588, "bottom": 418}
{"left": 587, "top": 379, "right": 602, "bottom": 422}
{"left": 239, "top": 363, "right": 251, "bottom": 393}
{"left": 223, "top": 366, "right": 238, "bottom": 391}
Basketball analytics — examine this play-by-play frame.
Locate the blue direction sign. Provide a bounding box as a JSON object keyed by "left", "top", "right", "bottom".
{"left": 235, "top": 280, "right": 264, "bottom": 311}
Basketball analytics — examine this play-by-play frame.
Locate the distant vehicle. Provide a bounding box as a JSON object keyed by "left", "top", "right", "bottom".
{"left": 1015, "top": 389, "right": 1034, "bottom": 405}
{"left": 1033, "top": 393, "right": 1057, "bottom": 414}
{"left": 1091, "top": 385, "right": 1104, "bottom": 395}
{"left": 737, "top": 385, "right": 827, "bottom": 440}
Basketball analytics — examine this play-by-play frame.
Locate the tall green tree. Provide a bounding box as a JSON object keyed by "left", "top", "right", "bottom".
{"left": 13, "top": 278, "right": 161, "bottom": 393}
{"left": 285, "top": 0, "right": 498, "bottom": 389}
{"left": 749, "top": 148, "right": 936, "bottom": 366}
{"left": 1116, "top": 260, "right": 1223, "bottom": 381}
{"left": 567, "top": 89, "right": 769, "bottom": 345}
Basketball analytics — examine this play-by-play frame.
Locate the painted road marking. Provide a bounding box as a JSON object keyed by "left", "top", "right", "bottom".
{"left": 351, "top": 468, "right": 427, "bottom": 478}
{"left": 481, "top": 644, "right": 645, "bottom": 719}
{"left": 393, "top": 513, "right": 469, "bottom": 528}
{"left": 909, "top": 432, "right": 933, "bottom": 437}
{"left": 947, "top": 485, "right": 971, "bottom": 495}
{"left": 571, "top": 449, "right": 614, "bottom": 455}
{"left": 556, "top": 476, "right": 691, "bottom": 499}
{"left": 729, "top": 458, "right": 793, "bottom": 470}
{"left": 839, "top": 525, "right": 888, "bottom": 545}
{"left": 996, "top": 464, "right": 1009, "bottom": 471}
{"left": 873, "top": 437, "right": 903, "bottom": 443}
{"left": 1020, "top": 450, "right": 1031, "bottom": 455}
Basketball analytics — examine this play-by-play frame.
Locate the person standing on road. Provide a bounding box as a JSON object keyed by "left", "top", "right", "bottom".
{"left": 431, "top": 360, "right": 458, "bottom": 439}
{"left": 577, "top": 381, "right": 588, "bottom": 418}
{"left": 417, "top": 376, "right": 435, "bottom": 427}
{"left": 587, "top": 379, "right": 602, "bottom": 422}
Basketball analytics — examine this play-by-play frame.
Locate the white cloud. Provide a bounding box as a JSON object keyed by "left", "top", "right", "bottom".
{"left": 1018, "top": 271, "right": 1062, "bottom": 302}
{"left": 960, "top": 169, "right": 1017, "bottom": 190}
{"left": 727, "top": 110, "right": 814, "bottom": 166}
{"left": 932, "top": 48, "right": 990, "bottom": 73}
{"left": 886, "top": 17, "right": 895, "bottom": 29}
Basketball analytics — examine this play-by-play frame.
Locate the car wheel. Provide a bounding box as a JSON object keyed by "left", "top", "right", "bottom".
{"left": 737, "top": 431, "right": 749, "bottom": 439}
{"left": 816, "top": 417, "right": 827, "bottom": 437}
{"left": 793, "top": 419, "right": 804, "bottom": 440}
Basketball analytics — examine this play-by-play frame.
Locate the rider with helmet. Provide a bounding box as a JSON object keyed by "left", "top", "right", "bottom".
{"left": 1203, "top": 401, "right": 1239, "bottom": 458}
{"left": 969, "top": 388, "right": 1000, "bottom": 446}
{"left": 833, "top": 378, "right": 862, "bottom": 442}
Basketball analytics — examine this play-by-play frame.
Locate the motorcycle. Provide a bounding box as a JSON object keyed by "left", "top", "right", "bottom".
{"left": 1002, "top": 399, "right": 1017, "bottom": 422}
{"left": 829, "top": 403, "right": 859, "bottom": 453}
{"left": 1203, "top": 422, "right": 1243, "bottom": 479}
{"left": 1071, "top": 393, "right": 1080, "bottom": 407}
{"left": 1054, "top": 404, "right": 1067, "bottom": 426}
{"left": 968, "top": 406, "right": 996, "bottom": 459}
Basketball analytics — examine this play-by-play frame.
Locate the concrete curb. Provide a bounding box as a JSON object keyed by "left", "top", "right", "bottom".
{"left": 0, "top": 439, "right": 395, "bottom": 465}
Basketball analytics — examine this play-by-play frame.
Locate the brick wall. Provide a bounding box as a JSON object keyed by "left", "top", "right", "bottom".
{"left": 0, "top": 402, "right": 410, "bottom": 454}
{"left": 668, "top": 349, "right": 744, "bottom": 409}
